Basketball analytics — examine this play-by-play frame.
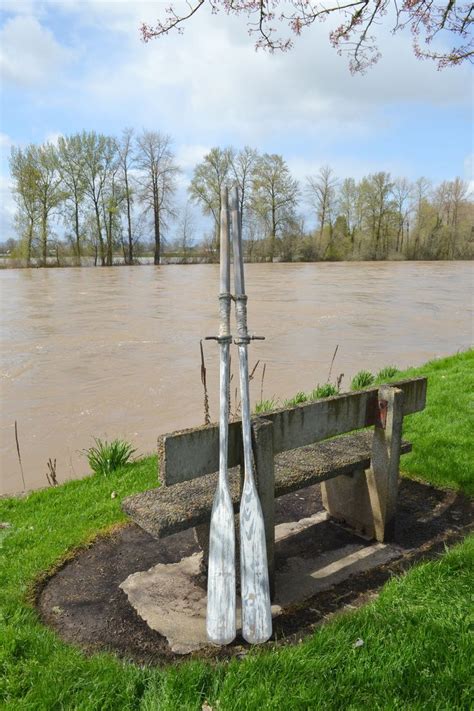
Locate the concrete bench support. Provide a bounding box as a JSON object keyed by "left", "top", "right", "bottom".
{"left": 123, "top": 376, "right": 426, "bottom": 601}
{"left": 321, "top": 385, "right": 404, "bottom": 541}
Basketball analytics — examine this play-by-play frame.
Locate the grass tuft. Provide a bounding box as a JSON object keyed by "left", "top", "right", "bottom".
{"left": 85, "top": 438, "right": 136, "bottom": 476}
{"left": 309, "top": 383, "right": 339, "bottom": 399}
{"left": 350, "top": 370, "right": 375, "bottom": 390}
{"left": 254, "top": 398, "right": 278, "bottom": 414}
{"left": 283, "top": 391, "right": 308, "bottom": 407}
{"left": 376, "top": 365, "right": 400, "bottom": 382}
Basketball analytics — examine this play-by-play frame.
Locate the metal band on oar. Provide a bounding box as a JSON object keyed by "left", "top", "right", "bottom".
{"left": 206, "top": 186, "right": 236, "bottom": 645}
{"left": 230, "top": 185, "right": 272, "bottom": 644}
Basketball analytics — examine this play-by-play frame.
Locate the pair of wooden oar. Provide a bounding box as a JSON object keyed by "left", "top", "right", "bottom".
{"left": 206, "top": 186, "right": 272, "bottom": 646}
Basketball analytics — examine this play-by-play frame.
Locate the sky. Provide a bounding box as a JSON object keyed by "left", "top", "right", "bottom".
{"left": 0, "top": 0, "right": 472, "bottom": 239}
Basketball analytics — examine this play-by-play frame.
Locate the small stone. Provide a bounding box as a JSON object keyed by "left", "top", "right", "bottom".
{"left": 202, "top": 702, "right": 213, "bottom": 711}
{"left": 353, "top": 638, "right": 364, "bottom": 648}
{"left": 111, "top": 491, "right": 117, "bottom": 499}
{"left": 52, "top": 606, "right": 63, "bottom": 615}
{"left": 0, "top": 522, "right": 11, "bottom": 529}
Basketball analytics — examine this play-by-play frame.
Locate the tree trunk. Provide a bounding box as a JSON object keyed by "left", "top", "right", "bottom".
{"left": 26, "top": 218, "right": 34, "bottom": 267}
{"left": 74, "top": 203, "right": 81, "bottom": 263}
{"left": 107, "top": 209, "right": 113, "bottom": 266}
{"left": 41, "top": 208, "right": 48, "bottom": 266}
{"left": 154, "top": 194, "right": 160, "bottom": 265}
{"left": 94, "top": 203, "right": 105, "bottom": 266}
{"left": 269, "top": 203, "right": 276, "bottom": 262}
{"left": 125, "top": 173, "right": 133, "bottom": 265}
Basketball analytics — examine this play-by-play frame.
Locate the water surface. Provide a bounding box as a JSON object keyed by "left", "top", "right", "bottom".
{"left": 1, "top": 261, "right": 472, "bottom": 495}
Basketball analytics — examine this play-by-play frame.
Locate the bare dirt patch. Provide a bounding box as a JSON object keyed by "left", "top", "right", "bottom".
{"left": 37, "top": 478, "right": 472, "bottom": 665}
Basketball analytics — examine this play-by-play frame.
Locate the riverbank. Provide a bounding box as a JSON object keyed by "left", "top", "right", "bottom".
{"left": 2, "top": 255, "right": 474, "bottom": 269}
{"left": 0, "top": 351, "right": 472, "bottom": 709}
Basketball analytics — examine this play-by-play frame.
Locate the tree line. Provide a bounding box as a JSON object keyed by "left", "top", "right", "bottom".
{"left": 7, "top": 130, "right": 473, "bottom": 266}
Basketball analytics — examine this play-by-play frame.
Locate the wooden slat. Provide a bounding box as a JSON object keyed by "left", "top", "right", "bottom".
{"left": 160, "top": 377, "right": 426, "bottom": 485}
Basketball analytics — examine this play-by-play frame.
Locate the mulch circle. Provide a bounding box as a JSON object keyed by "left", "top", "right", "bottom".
{"left": 36, "top": 479, "right": 472, "bottom": 666}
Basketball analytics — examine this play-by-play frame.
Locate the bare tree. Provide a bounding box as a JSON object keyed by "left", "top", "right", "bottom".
{"left": 412, "top": 177, "right": 432, "bottom": 257}
{"left": 9, "top": 146, "right": 40, "bottom": 266}
{"left": 79, "top": 131, "right": 117, "bottom": 266}
{"left": 135, "top": 130, "right": 180, "bottom": 265}
{"left": 360, "top": 172, "right": 395, "bottom": 258}
{"left": 337, "top": 177, "right": 360, "bottom": 255}
{"left": 189, "top": 147, "right": 233, "bottom": 252}
{"left": 231, "top": 146, "right": 259, "bottom": 236}
{"left": 434, "top": 177, "right": 470, "bottom": 258}
{"left": 174, "top": 201, "right": 196, "bottom": 263}
{"left": 57, "top": 135, "right": 87, "bottom": 263}
{"left": 392, "top": 177, "right": 414, "bottom": 253}
{"left": 101, "top": 160, "right": 123, "bottom": 266}
{"left": 141, "top": 1, "right": 474, "bottom": 72}
{"left": 306, "top": 165, "right": 338, "bottom": 256}
{"left": 252, "top": 153, "right": 299, "bottom": 261}
{"left": 116, "top": 127, "right": 136, "bottom": 264}
{"left": 33, "top": 143, "right": 64, "bottom": 265}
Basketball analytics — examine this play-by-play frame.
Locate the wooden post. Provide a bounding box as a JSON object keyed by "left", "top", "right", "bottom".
{"left": 321, "top": 385, "right": 404, "bottom": 542}
{"left": 366, "top": 385, "right": 404, "bottom": 541}
{"left": 251, "top": 418, "right": 275, "bottom": 599}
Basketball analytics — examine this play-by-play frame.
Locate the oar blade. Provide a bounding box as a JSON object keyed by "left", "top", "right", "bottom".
{"left": 207, "top": 485, "right": 236, "bottom": 645}
{"left": 240, "top": 478, "right": 272, "bottom": 644}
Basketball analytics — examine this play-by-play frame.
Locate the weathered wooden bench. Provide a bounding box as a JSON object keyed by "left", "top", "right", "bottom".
{"left": 123, "top": 377, "right": 427, "bottom": 597}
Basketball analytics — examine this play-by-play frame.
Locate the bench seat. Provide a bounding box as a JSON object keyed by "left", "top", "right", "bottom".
{"left": 123, "top": 431, "right": 412, "bottom": 540}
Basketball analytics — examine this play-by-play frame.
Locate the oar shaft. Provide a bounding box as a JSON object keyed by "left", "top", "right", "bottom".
{"left": 206, "top": 186, "right": 236, "bottom": 645}
{"left": 231, "top": 185, "right": 272, "bottom": 645}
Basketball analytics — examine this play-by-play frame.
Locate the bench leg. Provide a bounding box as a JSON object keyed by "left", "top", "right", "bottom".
{"left": 251, "top": 419, "right": 275, "bottom": 600}
{"left": 366, "top": 385, "right": 404, "bottom": 541}
{"left": 321, "top": 467, "right": 374, "bottom": 538}
{"left": 321, "top": 385, "right": 404, "bottom": 542}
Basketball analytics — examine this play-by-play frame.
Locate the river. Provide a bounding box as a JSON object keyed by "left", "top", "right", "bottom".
{"left": 1, "top": 261, "right": 472, "bottom": 495}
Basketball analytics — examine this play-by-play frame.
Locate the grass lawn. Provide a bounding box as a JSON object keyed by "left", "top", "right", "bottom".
{"left": 0, "top": 350, "right": 472, "bottom": 710}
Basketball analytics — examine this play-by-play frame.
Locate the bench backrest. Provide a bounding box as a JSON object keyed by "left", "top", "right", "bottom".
{"left": 158, "top": 376, "right": 427, "bottom": 486}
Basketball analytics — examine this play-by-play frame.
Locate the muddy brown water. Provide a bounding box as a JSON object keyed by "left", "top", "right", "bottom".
{"left": 1, "top": 261, "right": 472, "bottom": 496}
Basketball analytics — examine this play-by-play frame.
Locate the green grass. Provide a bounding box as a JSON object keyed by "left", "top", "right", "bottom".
{"left": 381, "top": 349, "right": 474, "bottom": 496}
{"left": 0, "top": 351, "right": 472, "bottom": 710}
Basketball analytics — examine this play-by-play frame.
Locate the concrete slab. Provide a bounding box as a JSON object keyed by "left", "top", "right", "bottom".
{"left": 120, "top": 529, "right": 403, "bottom": 654}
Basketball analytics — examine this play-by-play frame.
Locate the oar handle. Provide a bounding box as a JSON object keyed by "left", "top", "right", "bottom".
{"left": 220, "top": 186, "right": 230, "bottom": 295}
{"left": 230, "top": 186, "right": 245, "bottom": 298}
{"left": 219, "top": 187, "right": 231, "bottom": 339}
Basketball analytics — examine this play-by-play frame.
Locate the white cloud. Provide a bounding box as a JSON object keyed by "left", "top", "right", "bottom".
{"left": 464, "top": 155, "right": 474, "bottom": 196}
{"left": 0, "top": 133, "right": 13, "bottom": 151}
{"left": 175, "top": 144, "right": 212, "bottom": 173}
{"left": 0, "top": 173, "right": 16, "bottom": 240}
{"left": 0, "top": 0, "right": 39, "bottom": 15}
{"left": 0, "top": 15, "right": 72, "bottom": 87}
{"left": 67, "top": 4, "right": 470, "bottom": 150}
{"left": 44, "top": 132, "right": 64, "bottom": 146}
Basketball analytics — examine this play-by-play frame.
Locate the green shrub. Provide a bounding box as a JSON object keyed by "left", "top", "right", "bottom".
{"left": 309, "top": 383, "right": 339, "bottom": 399}
{"left": 376, "top": 365, "right": 400, "bottom": 382}
{"left": 350, "top": 370, "right": 375, "bottom": 390}
{"left": 86, "top": 438, "right": 136, "bottom": 476}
